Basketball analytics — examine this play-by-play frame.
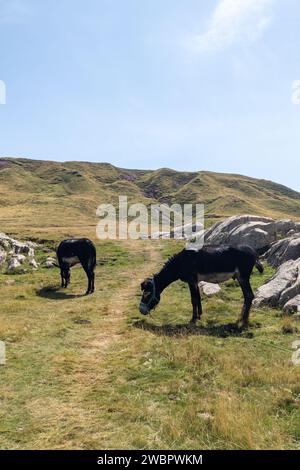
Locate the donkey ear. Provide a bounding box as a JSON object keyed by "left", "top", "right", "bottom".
{"left": 141, "top": 280, "right": 146, "bottom": 291}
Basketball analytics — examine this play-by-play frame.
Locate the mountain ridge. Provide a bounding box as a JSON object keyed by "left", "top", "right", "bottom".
{"left": 1, "top": 157, "right": 300, "bottom": 233}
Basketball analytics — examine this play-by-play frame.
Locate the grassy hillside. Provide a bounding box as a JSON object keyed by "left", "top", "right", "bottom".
{"left": 1, "top": 157, "right": 300, "bottom": 235}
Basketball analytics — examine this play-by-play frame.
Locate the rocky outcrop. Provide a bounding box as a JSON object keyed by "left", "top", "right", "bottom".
{"left": 7, "top": 255, "right": 26, "bottom": 274}
{"left": 205, "top": 215, "right": 300, "bottom": 252}
{"left": 0, "top": 232, "right": 37, "bottom": 255}
{"left": 0, "top": 233, "right": 39, "bottom": 274}
{"left": 254, "top": 260, "right": 300, "bottom": 309}
{"left": 205, "top": 215, "right": 274, "bottom": 247}
{"left": 284, "top": 295, "right": 300, "bottom": 314}
{"left": 0, "top": 248, "right": 7, "bottom": 265}
{"left": 264, "top": 234, "right": 300, "bottom": 267}
{"left": 205, "top": 215, "right": 300, "bottom": 313}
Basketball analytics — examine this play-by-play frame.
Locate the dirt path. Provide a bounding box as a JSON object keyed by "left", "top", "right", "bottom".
{"left": 42, "top": 241, "right": 164, "bottom": 449}
{"left": 86, "top": 241, "right": 162, "bottom": 357}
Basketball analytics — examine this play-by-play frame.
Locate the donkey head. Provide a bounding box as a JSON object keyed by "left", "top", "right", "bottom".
{"left": 139, "top": 277, "right": 160, "bottom": 315}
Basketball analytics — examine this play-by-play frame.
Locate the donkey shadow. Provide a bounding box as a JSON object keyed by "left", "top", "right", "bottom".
{"left": 133, "top": 319, "right": 255, "bottom": 339}
{"left": 37, "top": 286, "right": 86, "bottom": 300}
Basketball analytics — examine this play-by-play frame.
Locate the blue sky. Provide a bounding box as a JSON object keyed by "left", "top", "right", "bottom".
{"left": 0, "top": 0, "right": 300, "bottom": 190}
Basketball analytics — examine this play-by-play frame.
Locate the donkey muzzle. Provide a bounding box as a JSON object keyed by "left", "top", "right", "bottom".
{"left": 139, "top": 303, "right": 150, "bottom": 315}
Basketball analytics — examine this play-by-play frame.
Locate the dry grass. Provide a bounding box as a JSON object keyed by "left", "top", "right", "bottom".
{"left": 1, "top": 234, "right": 300, "bottom": 449}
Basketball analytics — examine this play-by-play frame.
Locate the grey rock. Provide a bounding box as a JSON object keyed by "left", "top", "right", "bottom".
{"left": 0, "top": 248, "right": 7, "bottom": 266}
{"left": 7, "top": 256, "right": 23, "bottom": 274}
{"left": 0, "top": 233, "right": 11, "bottom": 250}
{"left": 279, "top": 266, "right": 300, "bottom": 307}
{"left": 205, "top": 215, "right": 277, "bottom": 250}
{"left": 12, "top": 240, "right": 35, "bottom": 257}
{"left": 0, "top": 233, "right": 36, "bottom": 257}
{"left": 254, "top": 260, "right": 300, "bottom": 308}
{"left": 264, "top": 235, "right": 300, "bottom": 267}
{"left": 230, "top": 226, "right": 274, "bottom": 251}
{"left": 205, "top": 214, "right": 300, "bottom": 261}
{"left": 45, "top": 257, "right": 57, "bottom": 268}
{"left": 0, "top": 233, "right": 39, "bottom": 272}
{"left": 199, "top": 282, "right": 221, "bottom": 296}
{"left": 287, "top": 229, "right": 296, "bottom": 237}
{"left": 274, "top": 219, "right": 297, "bottom": 236}
{"left": 29, "top": 259, "right": 39, "bottom": 269}
{"left": 283, "top": 295, "right": 300, "bottom": 314}
{"left": 205, "top": 215, "right": 274, "bottom": 246}
{"left": 11, "top": 254, "right": 26, "bottom": 264}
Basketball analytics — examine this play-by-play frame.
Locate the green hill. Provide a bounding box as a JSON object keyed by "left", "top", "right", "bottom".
{"left": 1, "top": 157, "right": 300, "bottom": 234}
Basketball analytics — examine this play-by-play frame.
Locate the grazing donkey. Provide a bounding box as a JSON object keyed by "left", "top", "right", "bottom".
{"left": 57, "top": 238, "right": 96, "bottom": 295}
{"left": 140, "top": 245, "right": 264, "bottom": 327}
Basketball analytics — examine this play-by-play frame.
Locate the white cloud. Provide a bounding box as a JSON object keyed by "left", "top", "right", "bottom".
{"left": 188, "top": 0, "right": 274, "bottom": 53}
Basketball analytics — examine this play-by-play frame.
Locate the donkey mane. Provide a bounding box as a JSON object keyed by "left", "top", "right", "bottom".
{"left": 157, "top": 249, "right": 185, "bottom": 274}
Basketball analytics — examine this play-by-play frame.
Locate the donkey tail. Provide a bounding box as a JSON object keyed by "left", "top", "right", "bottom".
{"left": 255, "top": 259, "right": 264, "bottom": 274}
{"left": 93, "top": 250, "right": 97, "bottom": 269}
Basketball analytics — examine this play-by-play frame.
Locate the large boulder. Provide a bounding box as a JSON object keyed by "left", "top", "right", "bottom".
{"left": 274, "top": 219, "right": 297, "bottom": 236}
{"left": 283, "top": 295, "right": 300, "bottom": 314}
{"left": 264, "top": 235, "right": 300, "bottom": 267}
{"left": 205, "top": 216, "right": 300, "bottom": 252}
{"left": 254, "top": 259, "right": 300, "bottom": 309}
{"left": 205, "top": 215, "right": 274, "bottom": 246}
{"left": 199, "top": 282, "right": 221, "bottom": 296}
{"left": 230, "top": 226, "right": 274, "bottom": 251}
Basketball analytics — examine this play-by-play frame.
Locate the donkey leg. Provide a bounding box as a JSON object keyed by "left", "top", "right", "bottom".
{"left": 197, "top": 288, "right": 203, "bottom": 320}
{"left": 67, "top": 269, "right": 71, "bottom": 288}
{"left": 86, "top": 270, "right": 92, "bottom": 295}
{"left": 238, "top": 278, "right": 254, "bottom": 327}
{"left": 62, "top": 273, "right": 68, "bottom": 288}
{"left": 85, "top": 268, "right": 93, "bottom": 294}
{"left": 189, "top": 282, "right": 201, "bottom": 324}
{"left": 78, "top": 260, "right": 92, "bottom": 295}
{"left": 90, "top": 270, "right": 95, "bottom": 293}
